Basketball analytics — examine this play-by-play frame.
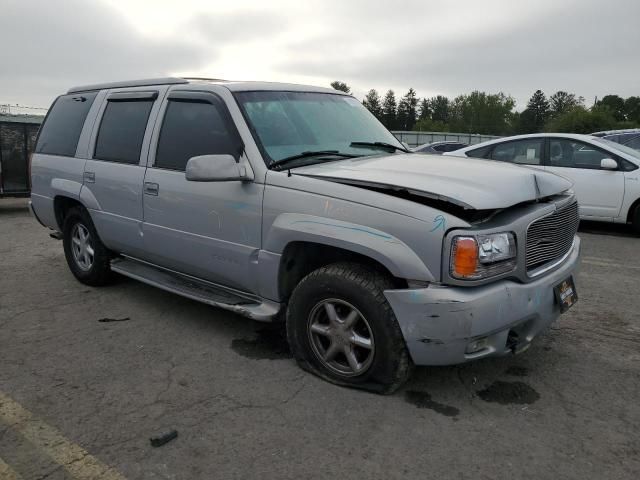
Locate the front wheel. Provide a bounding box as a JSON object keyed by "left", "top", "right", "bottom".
{"left": 62, "top": 207, "right": 112, "bottom": 286}
{"left": 286, "top": 262, "right": 412, "bottom": 394}
{"left": 632, "top": 204, "right": 640, "bottom": 235}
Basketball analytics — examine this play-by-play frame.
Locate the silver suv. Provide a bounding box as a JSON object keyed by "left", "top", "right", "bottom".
{"left": 30, "top": 78, "right": 581, "bottom": 393}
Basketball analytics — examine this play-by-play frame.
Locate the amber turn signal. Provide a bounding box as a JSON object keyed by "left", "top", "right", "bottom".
{"left": 452, "top": 237, "right": 478, "bottom": 278}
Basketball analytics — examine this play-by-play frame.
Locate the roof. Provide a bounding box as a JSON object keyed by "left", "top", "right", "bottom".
{"left": 67, "top": 77, "right": 345, "bottom": 95}
{"left": 591, "top": 128, "right": 640, "bottom": 136}
{"left": 0, "top": 113, "right": 44, "bottom": 124}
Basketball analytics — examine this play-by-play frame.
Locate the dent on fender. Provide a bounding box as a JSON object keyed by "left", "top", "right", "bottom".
{"left": 265, "top": 213, "right": 435, "bottom": 282}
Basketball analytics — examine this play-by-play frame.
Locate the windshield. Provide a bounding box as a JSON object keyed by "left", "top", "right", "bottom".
{"left": 593, "top": 137, "right": 640, "bottom": 161}
{"left": 234, "top": 91, "right": 404, "bottom": 164}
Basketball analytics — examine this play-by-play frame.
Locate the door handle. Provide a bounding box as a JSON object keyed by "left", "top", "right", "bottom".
{"left": 144, "top": 182, "right": 159, "bottom": 196}
{"left": 83, "top": 171, "right": 95, "bottom": 183}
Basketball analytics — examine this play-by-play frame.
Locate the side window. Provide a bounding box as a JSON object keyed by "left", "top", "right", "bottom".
{"left": 433, "top": 144, "right": 448, "bottom": 152}
{"left": 94, "top": 99, "right": 154, "bottom": 164}
{"left": 549, "top": 139, "right": 616, "bottom": 170}
{"left": 466, "top": 145, "right": 491, "bottom": 158}
{"left": 490, "top": 139, "right": 543, "bottom": 165}
{"left": 624, "top": 135, "right": 640, "bottom": 150}
{"left": 35, "top": 92, "right": 98, "bottom": 156}
{"left": 155, "top": 99, "right": 241, "bottom": 171}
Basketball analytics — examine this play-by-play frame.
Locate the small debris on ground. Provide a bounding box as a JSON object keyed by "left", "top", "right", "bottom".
{"left": 98, "top": 317, "right": 131, "bottom": 323}
{"left": 150, "top": 429, "right": 178, "bottom": 447}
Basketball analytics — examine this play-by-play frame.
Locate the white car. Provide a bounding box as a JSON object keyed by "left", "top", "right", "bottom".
{"left": 445, "top": 133, "right": 640, "bottom": 233}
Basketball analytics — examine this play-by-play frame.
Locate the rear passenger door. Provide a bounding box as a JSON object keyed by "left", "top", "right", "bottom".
{"left": 83, "top": 88, "right": 165, "bottom": 257}
{"left": 141, "top": 90, "right": 263, "bottom": 293}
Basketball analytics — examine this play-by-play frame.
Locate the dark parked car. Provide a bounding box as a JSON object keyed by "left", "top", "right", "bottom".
{"left": 411, "top": 141, "right": 468, "bottom": 154}
{"left": 591, "top": 129, "right": 640, "bottom": 151}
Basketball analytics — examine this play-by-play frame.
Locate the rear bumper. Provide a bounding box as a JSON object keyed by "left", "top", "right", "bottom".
{"left": 384, "top": 236, "right": 581, "bottom": 366}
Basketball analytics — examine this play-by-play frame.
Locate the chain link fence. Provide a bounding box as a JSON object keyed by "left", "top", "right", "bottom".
{"left": 391, "top": 131, "right": 502, "bottom": 148}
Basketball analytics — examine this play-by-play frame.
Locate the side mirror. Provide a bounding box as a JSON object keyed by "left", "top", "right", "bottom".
{"left": 185, "top": 154, "right": 254, "bottom": 182}
{"left": 600, "top": 158, "right": 618, "bottom": 170}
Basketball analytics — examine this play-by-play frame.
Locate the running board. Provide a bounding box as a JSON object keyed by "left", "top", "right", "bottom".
{"left": 110, "top": 257, "right": 280, "bottom": 322}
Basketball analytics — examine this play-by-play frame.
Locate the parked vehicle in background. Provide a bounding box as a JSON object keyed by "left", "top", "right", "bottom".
{"left": 411, "top": 141, "right": 468, "bottom": 154}
{"left": 0, "top": 114, "right": 41, "bottom": 197}
{"left": 30, "top": 78, "right": 581, "bottom": 393}
{"left": 447, "top": 133, "right": 640, "bottom": 233}
{"left": 591, "top": 129, "right": 640, "bottom": 151}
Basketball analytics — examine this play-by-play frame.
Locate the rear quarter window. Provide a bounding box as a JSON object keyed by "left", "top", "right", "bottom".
{"left": 35, "top": 92, "right": 98, "bottom": 156}
{"left": 465, "top": 145, "right": 491, "bottom": 158}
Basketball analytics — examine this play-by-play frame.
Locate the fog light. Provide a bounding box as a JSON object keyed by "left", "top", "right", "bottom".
{"left": 465, "top": 337, "right": 489, "bottom": 354}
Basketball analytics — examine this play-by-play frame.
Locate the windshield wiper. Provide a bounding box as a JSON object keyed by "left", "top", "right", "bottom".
{"left": 350, "top": 141, "right": 411, "bottom": 153}
{"left": 270, "top": 150, "right": 360, "bottom": 171}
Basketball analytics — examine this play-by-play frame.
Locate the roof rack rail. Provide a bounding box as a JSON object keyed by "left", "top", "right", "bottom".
{"left": 67, "top": 77, "right": 188, "bottom": 94}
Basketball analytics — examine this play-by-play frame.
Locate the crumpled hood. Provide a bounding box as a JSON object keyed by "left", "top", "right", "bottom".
{"left": 294, "top": 153, "right": 573, "bottom": 210}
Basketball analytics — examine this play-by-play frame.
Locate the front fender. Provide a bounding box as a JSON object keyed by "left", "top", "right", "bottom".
{"left": 264, "top": 213, "right": 435, "bottom": 283}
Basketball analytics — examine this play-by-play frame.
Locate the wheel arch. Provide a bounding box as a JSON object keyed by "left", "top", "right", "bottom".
{"left": 264, "top": 213, "right": 435, "bottom": 301}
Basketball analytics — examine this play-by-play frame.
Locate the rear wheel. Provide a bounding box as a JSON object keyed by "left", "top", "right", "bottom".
{"left": 62, "top": 207, "right": 112, "bottom": 286}
{"left": 286, "top": 262, "right": 412, "bottom": 394}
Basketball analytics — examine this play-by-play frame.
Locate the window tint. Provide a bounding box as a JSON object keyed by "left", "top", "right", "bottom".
{"left": 35, "top": 92, "right": 97, "bottom": 156}
{"left": 94, "top": 99, "right": 154, "bottom": 164}
{"left": 465, "top": 145, "right": 491, "bottom": 158}
{"left": 444, "top": 143, "right": 466, "bottom": 152}
{"left": 155, "top": 100, "right": 240, "bottom": 171}
{"left": 433, "top": 144, "right": 447, "bottom": 152}
{"left": 549, "top": 139, "right": 617, "bottom": 170}
{"left": 491, "top": 139, "right": 543, "bottom": 165}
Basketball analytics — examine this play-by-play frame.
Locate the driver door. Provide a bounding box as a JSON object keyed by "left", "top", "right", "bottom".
{"left": 141, "top": 90, "right": 263, "bottom": 293}
{"left": 545, "top": 138, "right": 625, "bottom": 219}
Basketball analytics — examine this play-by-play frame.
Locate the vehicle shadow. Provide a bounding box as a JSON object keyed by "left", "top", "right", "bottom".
{"left": 0, "top": 198, "right": 29, "bottom": 214}
{"left": 578, "top": 220, "right": 636, "bottom": 238}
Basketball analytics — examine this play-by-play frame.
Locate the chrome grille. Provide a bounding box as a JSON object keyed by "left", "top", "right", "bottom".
{"left": 526, "top": 201, "right": 579, "bottom": 273}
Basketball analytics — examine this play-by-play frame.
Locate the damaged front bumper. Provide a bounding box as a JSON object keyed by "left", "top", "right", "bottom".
{"left": 384, "top": 236, "right": 581, "bottom": 366}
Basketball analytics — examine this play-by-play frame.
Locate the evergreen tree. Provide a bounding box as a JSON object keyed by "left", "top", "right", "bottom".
{"left": 396, "top": 88, "right": 419, "bottom": 130}
{"left": 526, "top": 90, "right": 550, "bottom": 131}
{"left": 330, "top": 81, "right": 351, "bottom": 94}
{"left": 418, "top": 98, "right": 431, "bottom": 120}
{"left": 381, "top": 90, "right": 397, "bottom": 129}
{"left": 362, "top": 89, "right": 383, "bottom": 120}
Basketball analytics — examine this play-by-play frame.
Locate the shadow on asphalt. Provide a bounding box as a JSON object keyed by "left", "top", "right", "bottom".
{"left": 578, "top": 220, "right": 637, "bottom": 238}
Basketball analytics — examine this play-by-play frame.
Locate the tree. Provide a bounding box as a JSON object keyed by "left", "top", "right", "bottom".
{"left": 330, "top": 81, "right": 351, "bottom": 94}
{"left": 418, "top": 98, "right": 431, "bottom": 120}
{"left": 362, "top": 89, "right": 383, "bottom": 120}
{"left": 596, "top": 95, "right": 626, "bottom": 121}
{"left": 544, "top": 106, "right": 617, "bottom": 134}
{"left": 624, "top": 96, "right": 640, "bottom": 123}
{"left": 430, "top": 95, "right": 450, "bottom": 123}
{"left": 396, "top": 88, "right": 419, "bottom": 130}
{"left": 549, "top": 91, "right": 583, "bottom": 117}
{"left": 526, "top": 90, "right": 550, "bottom": 131}
{"left": 381, "top": 90, "right": 397, "bottom": 129}
{"left": 447, "top": 91, "right": 516, "bottom": 135}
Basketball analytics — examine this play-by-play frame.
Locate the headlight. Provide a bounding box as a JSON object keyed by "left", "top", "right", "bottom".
{"left": 450, "top": 232, "right": 516, "bottom": 280}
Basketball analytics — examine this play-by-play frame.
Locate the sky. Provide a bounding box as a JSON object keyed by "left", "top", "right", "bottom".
{"left": 1, "top": 0, "right": 639, "bottom": 111}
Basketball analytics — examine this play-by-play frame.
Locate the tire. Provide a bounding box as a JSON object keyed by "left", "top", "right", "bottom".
{"left": 632, "top": 204, "right": 640, "bottom": 235}
{"left": 286, "top": 262, "right": 412, "bottom": 394}
{"left": 62, "top": 206, "right": 112, "bottom": 286}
